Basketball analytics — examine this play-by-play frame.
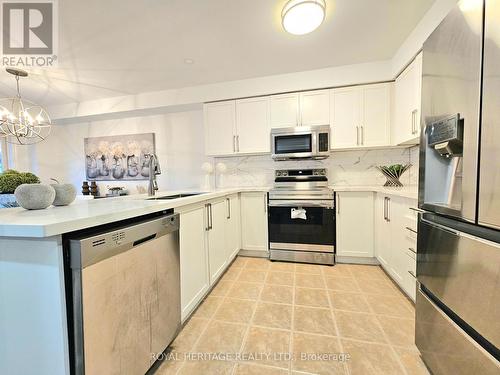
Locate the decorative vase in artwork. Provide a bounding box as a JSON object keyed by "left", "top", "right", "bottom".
{"left": 98, "top": 155, "right": 109, "bottom": 176}
{"left": 127, "top": 155, "right": 139, "bottom": 177}
{"left": 86, "top": 156, "right": 98, "bottom": 179}
{"left": 112, "top": 157, "right": 126, "bottom": 179}
{"left": 140, "top": 155, "right": 150, "bottom": 177}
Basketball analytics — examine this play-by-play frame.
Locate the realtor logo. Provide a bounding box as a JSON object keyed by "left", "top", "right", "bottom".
{"left": 1, "top": 0, "right": 58, "bottom": 67}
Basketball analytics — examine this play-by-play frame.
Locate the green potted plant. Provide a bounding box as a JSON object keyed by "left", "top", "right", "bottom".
{"left": 0, "top": 170, "right": 40, "bottom": 208}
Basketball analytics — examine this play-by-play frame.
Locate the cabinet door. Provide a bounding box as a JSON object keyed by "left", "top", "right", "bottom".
{"left": 375, "top": 194, "right": 391, "bottom": 269}
{"left": 300, "top": 89, "right": 330, "bottom": 126}
{"left": 207, "top": 199, "right": 228, "bottom": 283}
{"left": 204, "top": 101, "right": 236, "bottom": 155}
{"left": 336, "top": 192, "right": 374, "bottom": 257}
{"left": 361, "top": 84, "right": 390, "bottom": 147}
{"left": 330, "top": 87, "right": 361, "bottom": 148}
{"left": 179, "top": 205, "right": 209, "bottom": 321}
{"left": 270, "top": 93, "right": 299, "bottom": 128}
{"left": 236, "top": 97, "right": 271, "bottom": 153}
{"left": 387, "top": 196, "right": 407, "bottom": 285}
{"left": 225, "top": 194, "right": 241, "bottom": 261}
{"left": 393, "top": 54, "right": 422, "bottom": 145}
{"left": 412, "top": 52, "right": 423, "bottom": 139}
{"left": 240, "top": 192, "right": 268, "bottom": 253}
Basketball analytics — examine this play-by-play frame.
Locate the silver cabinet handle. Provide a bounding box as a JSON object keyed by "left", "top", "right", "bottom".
{"left": 264, "top": 193, "right": 267, "bottom": 213}
{"left": 337, "top": 194, "right": 340, "bottom": 214}
{"left": 383, "top": 197, "right": 388, "bottom": 221}
{"left": 408, "top": 247, "right": 416, "bottom": 254}
{"left": 386, "top": 197, "right": 390, "bottom": 222}
{"left": 411, "top": 110, "right": 414, "bottom": 135}
{"left": 227, "top": 198, "right": 231, "bottom": 219}
{"left": 205, "top": 204, "right": 210, "bottom": 231}
{"left": 233, "top": 135, "right": 236, "bottom": 152}
{"left": 237, "top": 135, "right": 240, "bottom": 152}
{"left": 356, "top": 126, "right": 359, "bottom": 145}
{"left": 361, "top": 126, "right": 364, "bottom": 145}
{"left": 405, "top": 226, "right": 417, "bottom": 234}
{"left": 208, "top": 203, "right": 213, "bottom": 230}
{"left": 408, "top": 270, "right": 416, "bottom": 279}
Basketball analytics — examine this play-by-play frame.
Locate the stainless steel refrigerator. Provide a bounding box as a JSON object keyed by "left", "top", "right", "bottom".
{"left": 416, "top": 0, "right": 500, "bottom": 374}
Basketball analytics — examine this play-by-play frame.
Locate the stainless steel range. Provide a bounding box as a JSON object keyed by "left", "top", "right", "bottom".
{"left": 268, "top": 168, "right": 335, "bottom": 265}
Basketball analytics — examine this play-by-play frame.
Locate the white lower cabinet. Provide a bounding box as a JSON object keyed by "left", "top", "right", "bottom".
{"left": 179, "top": 204, "right": 210, "bottom": 321}
{"left": 375, "top": 194, "right": 418, "bottom": 301}
{"left": 336, "top": 192, "right": 374, "bottom": 259}
{"left": 240, "top": 192, "right": 268, "bottom": 254}
{"left": 225, "top": 194, "right": 241, "bottom": 261}
{"left": 207, "top": 199, "right": 229, "bottom": 283}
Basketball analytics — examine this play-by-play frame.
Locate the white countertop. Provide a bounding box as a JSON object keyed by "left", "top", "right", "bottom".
{"left": 0, "top": 188, "right": 270, "bottom": 238}
{"left": 0, "top": 184, "right": 417, "bottom": 238}
{"left": 330, "top": 185, "right": 418, "bottom": 200}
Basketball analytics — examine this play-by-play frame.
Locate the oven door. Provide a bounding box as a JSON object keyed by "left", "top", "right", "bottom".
{"left": 268, "top": 200, "right": 335, "bottom": 253}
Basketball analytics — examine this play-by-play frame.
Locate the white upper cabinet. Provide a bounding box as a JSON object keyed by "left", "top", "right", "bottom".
{"left": 330, "top": 87, "right": 362, "bottom": 148}
{"left": 330, "top": 84, "right": 390, "bottom": 149}
{"left": 270, "top": 90, "right": 329, "bottom": 128}
{"left": 270, "top": 93, "right": 299, "bottom": 128}
{"left": 361, "top": 83, "right": 391, "bottom": 147}
{"left": 236, "top": 97, "right": 270, "bottom": 154}
{"left": 393, "top": 52, "right": 422, "bottom": 145}
{"left": 204, "top": 101, "right": 236, "bottom": 156}
{"left": 299, "top": 89, "right": 330, "bottom": 126}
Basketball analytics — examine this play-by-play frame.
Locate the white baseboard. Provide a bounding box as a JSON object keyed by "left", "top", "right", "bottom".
{"left": 336, "top": 256, "right": 380, "bottom": 265}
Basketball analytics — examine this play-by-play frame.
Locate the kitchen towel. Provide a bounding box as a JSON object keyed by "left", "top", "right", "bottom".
{"left": 291, "top": 207, "right": 307, "bottom": 220}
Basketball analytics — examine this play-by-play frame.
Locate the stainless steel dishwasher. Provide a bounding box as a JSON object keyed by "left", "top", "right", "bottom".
{"left": 69, "top": 213, "right": 180, "bottom": 375}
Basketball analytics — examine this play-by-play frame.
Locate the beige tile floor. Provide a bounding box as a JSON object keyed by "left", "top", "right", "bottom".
{"left": 156, "top": 257, "right": 430, "bottom": 375}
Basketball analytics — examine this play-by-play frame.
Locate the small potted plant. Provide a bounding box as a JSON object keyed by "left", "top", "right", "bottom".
{"left": 0, "top": 170, "right": 40, "bottom": 208}
{"left": 376, "top": 164, "right": 412, "bottom": 187}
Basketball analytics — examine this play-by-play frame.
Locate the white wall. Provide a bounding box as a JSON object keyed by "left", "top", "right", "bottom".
{"left": 12, "top": 110, "right": 209, "bottom": 195}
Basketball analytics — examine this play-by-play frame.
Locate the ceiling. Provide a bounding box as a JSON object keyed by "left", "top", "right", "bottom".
{"left": 0, "top": 0, "right": 435, "bottom": 107}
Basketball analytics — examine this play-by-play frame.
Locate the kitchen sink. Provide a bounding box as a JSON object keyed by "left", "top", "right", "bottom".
{"left": 148, "top": 193, "right": 205, "bottom": 200}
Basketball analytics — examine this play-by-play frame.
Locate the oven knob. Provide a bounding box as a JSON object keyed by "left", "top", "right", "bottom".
{"left": 320, "top": 170, "right": 326, "bottom": 176}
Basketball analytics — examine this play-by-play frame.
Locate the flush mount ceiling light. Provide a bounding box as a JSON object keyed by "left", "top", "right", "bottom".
{"left": 282, "top": 0, "right": 326, "bottom": 35}
{"left": 0, "top": 68, "right": 51, "bottom": 145}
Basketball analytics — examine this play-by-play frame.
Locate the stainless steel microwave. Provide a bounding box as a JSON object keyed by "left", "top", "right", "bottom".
{"left": 271, "top": 125, "right": 330, "bottom": 160}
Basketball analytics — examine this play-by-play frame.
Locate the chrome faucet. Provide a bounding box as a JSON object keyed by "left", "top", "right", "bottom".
{"left": 146, "top": 154, "right": 161, "bottom": 196}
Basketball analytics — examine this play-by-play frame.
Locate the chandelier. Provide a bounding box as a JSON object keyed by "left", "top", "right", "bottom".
{"left": 0, "top": 68, "right": 51, "bottom": 145}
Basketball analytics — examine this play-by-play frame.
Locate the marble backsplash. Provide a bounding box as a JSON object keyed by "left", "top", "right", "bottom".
{"left": 214, "top": 146, "right": 420, "bottom": 188}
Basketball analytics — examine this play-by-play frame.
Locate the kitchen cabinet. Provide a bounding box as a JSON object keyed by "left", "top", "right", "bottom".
{"left": 270, "top": 90, "right": 330, "bottom": 128}
{"left": 336, "top": 192, "right": 374, "bottom": 259}
{"left": 206, "top": 199, "right": 228, "bottom": 282}
{"left": 330, "top": 83, "right": 390, "bottom": 149}
{"left": 204, "top": 101, "right": 236, "bottom": 156}
{"left": 178, "top": 204, "right": 210, "bottom": 321}
{"left": 204, "top": 98, "right": 270, "bottom": 156}
{"left": 330, "top": 87, "right": 361, "bottom": 148}
{"left": 374, "top": 194, "right": 391, "bottom": 268}
{"left": 374, "top": 194, "right": 418, "bottom": 301}
{"left": 225, "top": 194, "right": 241, "bottom": 261}
{"left": 299, "top": 89, "right": 330, "bottom": 126}
{"left": 236, "top": 97, "right": 270, "bottom": 153}
{"left": 362, "top": 83, "right": 391, "bottom": 147}
{"left": 240, "top": 191, "right": 268, "bottom": 254}
{"left": 270, "top": 93, "right": 299, "bottom": 128}
{"left": 393, "top": 52, "right": 422, "bottom": 145}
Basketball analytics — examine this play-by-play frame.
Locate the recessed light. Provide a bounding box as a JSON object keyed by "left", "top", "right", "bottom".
{"left": 184, "top": 58, "right": 194, "bottom": 64}
{"left": 282, "top": 0, "right": 326, "bottom": 36}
